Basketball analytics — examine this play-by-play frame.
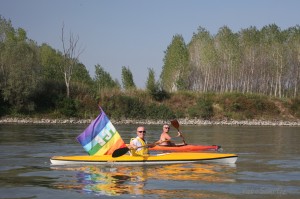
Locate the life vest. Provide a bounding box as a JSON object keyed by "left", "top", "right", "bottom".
{"left": 130, "top": 137, "right": 149, "bottom": 156}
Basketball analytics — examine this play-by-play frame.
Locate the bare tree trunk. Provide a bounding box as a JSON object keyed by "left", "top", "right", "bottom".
{"left": 60, "top": 23, "right": 83, "bottom": 98}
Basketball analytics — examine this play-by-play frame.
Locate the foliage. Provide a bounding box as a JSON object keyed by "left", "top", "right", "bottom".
{"left": 0, "top": 91, "right": 9, "bottom": 116}
{"left": 121, "top": 66, "right": 136, "bottom": 90}
{"left": 0, "top": 15, "right": 299, "bottom": 121}
{"left": 93, "top": 64, "right": 119, "bottom": 93}
{"left": 145, "top": 103, "right": 175, "bottom": 119}
{"left": 216, "top": 93, "right": 279, "bottom": 119}
{"left": 151, "top": 88, "right": 170, "bottom": 102}
{"left": 32, "top": 80, "right": 65, "bottom": 112}
{"left": 160, "top": 34, "right": 189, "bottom": 92}
{"left": 56, "top": 96, "right": 78, "bottom": 117}
{"left": 146, "top": 68, "right": 158, "bottom": 94}
{"left": 188, "top": 94, "right": 214, "bottom": 119}
{"left": 289, "top": 98, "right": 300, "bottom": 117}
{"left": 1, "top": 26, "right": 42, "bottom": 113}
{"left": 101, "top": 95, "right": 145, "bottom": 119}
{"left": 39, "top": 43, "right": 63, "bottom": 81}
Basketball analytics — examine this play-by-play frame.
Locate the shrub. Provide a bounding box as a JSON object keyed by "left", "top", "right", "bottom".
{"left": 188, "top": 95, "right": 214, "bottom": 119}
{"left": 145, "top": 103, "right": 175, "bottom": 119}
{"left": 57, "top": 97, "right": 78, "bottom": 117}
{"left": 290, "top": 98, "right": 300, "bottom": 117}
{"left": 103, "top": 95, "right": 146, "bottom": 119}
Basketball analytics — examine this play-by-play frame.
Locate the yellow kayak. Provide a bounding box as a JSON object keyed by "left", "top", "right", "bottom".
{"left": 50, "top": 152, "right": 238, "bottom": 165}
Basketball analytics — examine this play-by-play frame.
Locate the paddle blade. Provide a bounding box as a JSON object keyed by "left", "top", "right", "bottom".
{"left": 112, "top": 147, "right": 129, "bottom": 158}
{"left": 170, "top": 119, "right": 180, "bottom": 130}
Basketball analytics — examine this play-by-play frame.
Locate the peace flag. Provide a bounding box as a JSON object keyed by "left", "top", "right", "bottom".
{"left": 76, "top": 107, "right": 126, "bottom": 156}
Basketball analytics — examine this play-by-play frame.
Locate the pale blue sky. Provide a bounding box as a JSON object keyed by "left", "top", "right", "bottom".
{"left": 1, "top": 0, "right": 299, "bottom": 88}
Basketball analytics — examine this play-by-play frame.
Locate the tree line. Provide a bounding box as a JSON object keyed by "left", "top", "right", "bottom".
{"left": 1, "top": 15, "right": 299, "bottom": 119}
{"left": 161, "top": 25, "right": 300, "bottom": 98}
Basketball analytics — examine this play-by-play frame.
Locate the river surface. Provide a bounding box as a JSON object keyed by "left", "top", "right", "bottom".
{"left": 0, "top": 123, "right": 299, "bottom": 199}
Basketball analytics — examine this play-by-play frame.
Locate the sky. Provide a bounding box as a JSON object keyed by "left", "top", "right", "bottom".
{"left": 1, "top": 0, "right": 299, "bottom": 88}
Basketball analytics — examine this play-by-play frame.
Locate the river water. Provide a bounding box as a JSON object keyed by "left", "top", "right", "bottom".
{"left": 0, "top": 123, "right": 299, "bottom": 198}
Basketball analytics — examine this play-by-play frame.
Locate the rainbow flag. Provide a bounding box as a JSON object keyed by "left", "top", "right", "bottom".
{"left": 76, "top": 107, "right": 126, "bottom": 156}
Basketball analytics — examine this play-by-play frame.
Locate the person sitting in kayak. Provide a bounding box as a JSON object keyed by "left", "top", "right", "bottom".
{"left": 128, "top": 126, "right": 156, "bottom": 156}
{"left": 158, "top": 124, "right": 186, "bottom": 146}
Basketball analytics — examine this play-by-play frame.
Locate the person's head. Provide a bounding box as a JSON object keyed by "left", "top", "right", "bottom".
{"left": 136, "top": 126, "right": 146, "bottom": 139}
{"left": 163, "top": 124, "right": 170, "bottom": 133}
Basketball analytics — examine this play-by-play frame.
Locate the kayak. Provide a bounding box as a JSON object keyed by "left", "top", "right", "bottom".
{"left": 149, "top": 144, "right": 221, "bottom": 152}
{"left": 50, "top": 152, "right": 238, "bottom": 166}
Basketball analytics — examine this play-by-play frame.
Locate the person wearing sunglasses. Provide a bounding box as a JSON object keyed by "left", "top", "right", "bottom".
{"left": 158, "top": 124, "right": 185, "bottom": 146}
{"left": 128, "top": 126, "right": 154, "bottom": 156}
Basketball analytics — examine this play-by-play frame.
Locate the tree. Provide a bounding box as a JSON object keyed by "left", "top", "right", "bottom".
{"left": 39, "top": 43, "right": 63, "bottom": 81}
{"left": 0, "top": 16, "right": 14, "bottom": 91}
{"left": 94, "top": 64, "right": 119, "bottom": 92}
{"left": 146, "top": 68, "right": 157, "bottom": 92}
{"left": 239, "top": 26, "right": 261, "bottom": 94}
{"left": 215, "top": 26, "right": 241, "bottom": 93}
{"left": 188, "top": 26, "right": 218, "bottom": 91}
{"left": 121, "top": 66, "right": 136, "bottom": 90}
{"left": 60, "top": 24, "right": 83, "bottom": 98}
{"left": 160, "top": 34, "right": 189, "bottom": 92}
{"left": 1, "top": 27, "right": 41, "bottom": 112}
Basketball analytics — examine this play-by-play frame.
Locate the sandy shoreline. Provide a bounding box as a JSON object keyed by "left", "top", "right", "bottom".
{"left": 0, "top": 117, "right": 300, "bottom": 126}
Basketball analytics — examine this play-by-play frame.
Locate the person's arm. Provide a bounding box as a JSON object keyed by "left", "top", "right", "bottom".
{"left": 176, "top": 131, "right": 187, "bottom": 145}
{"left": 129, "top": 139, "right": 138, "bottom": 150}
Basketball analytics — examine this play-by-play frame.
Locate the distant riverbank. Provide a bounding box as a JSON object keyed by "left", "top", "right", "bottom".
{"left": 1, "top": 117, "right": 300, "bottom": 126}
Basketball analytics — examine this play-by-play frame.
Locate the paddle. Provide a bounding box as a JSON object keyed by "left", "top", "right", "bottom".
{"left": 170, "top": 119, "right": 187, "bottom": 145}
{"left": 112, "top": 147, "right": 130, "bottom": 158}
{"left": 112, "top": 141, "right": 164, "bottom": 158}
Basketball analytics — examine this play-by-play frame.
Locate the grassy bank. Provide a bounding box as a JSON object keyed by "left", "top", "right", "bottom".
{"left": 2, "top": 91, "right": 299, "bottom": 122}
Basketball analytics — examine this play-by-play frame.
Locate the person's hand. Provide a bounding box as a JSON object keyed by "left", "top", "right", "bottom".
{"left": 177, "top": 131, "right": 182, "bottom": 137}
{"left": 128, "top": 143, "right": 137, "bottom": 150}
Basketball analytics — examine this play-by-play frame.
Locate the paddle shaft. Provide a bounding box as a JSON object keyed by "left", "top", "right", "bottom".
{"left": 171, "top": 120, "right": 187, "bottom": 144}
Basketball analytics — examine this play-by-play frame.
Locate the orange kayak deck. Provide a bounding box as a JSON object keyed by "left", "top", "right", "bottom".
{"left": 149, "top": 144, "right": 221, "bottom": 152}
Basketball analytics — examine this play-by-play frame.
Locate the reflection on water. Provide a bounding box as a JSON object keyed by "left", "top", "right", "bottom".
{"left": 51, "top": 163, "right": 236, "bottom": 196}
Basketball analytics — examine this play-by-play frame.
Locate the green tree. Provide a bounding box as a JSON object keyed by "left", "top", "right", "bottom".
{"left": 188, "top": 26, "right": 218, "bottom": 91}
{"left": 239, "top": 26, "right": 261, "bottom": 94}
{"left": 72, "top": 62, "right": 93, "bottom": 85}
{"left": 146, "top": 68, "right": 157, "bottom": 92}
{"left": 160, "top": 34, "right": 189, "bottom": 92}
{"left": 0, "top": 16, "right": 14, "bottom": 92}
{"left": 39, "top": 43, "right": 63, "bottom": 81}
{"left": 215, "top": 26, "right": 241, "bottom": 92}
{"left": 94, "top": 64, "right": 119, "bottom": 92}
{"left": 121, "top": 66, "right": 136, "bottom": 90}
{"left": 1, "top": 27, "right": 41, "bottom": 113}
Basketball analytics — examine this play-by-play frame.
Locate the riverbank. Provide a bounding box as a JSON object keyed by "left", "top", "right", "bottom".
{"left": 1, "top": 117, "right": 300, "bottom": 126}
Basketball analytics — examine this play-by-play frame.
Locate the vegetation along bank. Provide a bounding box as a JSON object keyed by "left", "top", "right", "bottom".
{"left": 0, "top": 16, "right": 299, "bottom": 124}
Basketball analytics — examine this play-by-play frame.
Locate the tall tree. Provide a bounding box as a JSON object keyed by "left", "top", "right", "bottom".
{"left": 146, "top": 68, "right": 157, "bottom": 92}
{"left": 285, "top": 25, "right": 300, "bottom": 97}
{"left": 160, "top": 34, "right": 189, "bottom": 92}
{"left": 94, "top": 64, "right": 119, "bottom": 92}
{"left": 60, "top": 24, "right": 83, "bottom": 98}
{"left": 121, "top": 66, "right": 136, "bottom": 90}
{"left": 188, "top": 26, "right": 218, "bottom": 91}
{"left": 215, "top": 26, "right": 241, "bottom": 92}
{"left": 239, "top": 26, "right": 261, "bottom": 93}
{"left": 39, "top": 43, "right": 63, "bottom": 81}
{"left": 0, "top": 16, "right": 14, "bottom": 90}
{"left": 1, "top": 27, "right": 41, "bottom": 112}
